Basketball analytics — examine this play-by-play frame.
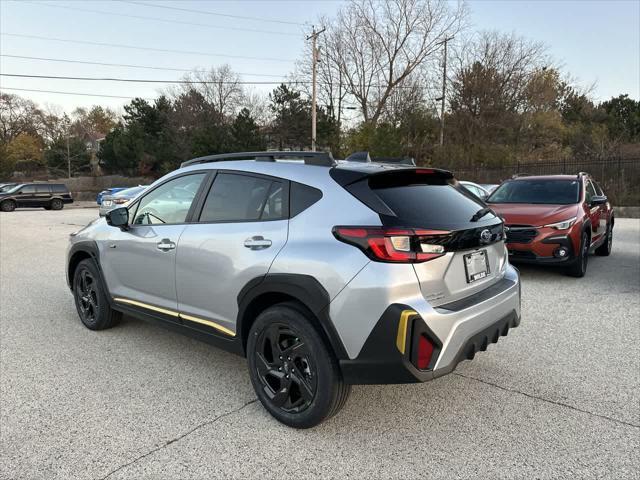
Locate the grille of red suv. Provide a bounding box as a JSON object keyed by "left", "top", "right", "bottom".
{"left": 505, "top": 225, "right": 538, "bottom": 244}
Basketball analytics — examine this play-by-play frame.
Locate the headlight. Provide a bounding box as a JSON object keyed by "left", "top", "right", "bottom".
{"left": 543, "top": 216, "right": 577, "bottom": 230}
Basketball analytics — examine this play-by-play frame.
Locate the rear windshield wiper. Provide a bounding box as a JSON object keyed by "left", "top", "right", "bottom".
{"left": 470, "top": 207, "right": 493, "bottom": 222}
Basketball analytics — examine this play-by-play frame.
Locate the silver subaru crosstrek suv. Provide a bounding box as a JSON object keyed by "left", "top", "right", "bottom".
{"left": 67, "top": 152, "right": 521, "bottom": 428}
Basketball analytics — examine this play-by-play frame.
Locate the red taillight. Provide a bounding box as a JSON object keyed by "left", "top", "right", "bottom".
{"left": 417, "top": 334, "right": 435, "bottom": 369}
{"left": 113, "top": 198, "right": 128, "bottom": 204}
{"left": 333, "top": 226, "right": 450, "bottom": 263}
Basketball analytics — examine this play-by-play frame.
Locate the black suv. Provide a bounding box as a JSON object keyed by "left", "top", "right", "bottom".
{"left": 0, "top": 183, "right": 73, "bottom": 211}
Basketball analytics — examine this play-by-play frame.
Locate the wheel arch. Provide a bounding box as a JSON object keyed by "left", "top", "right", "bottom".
{"left": 67, "top": 241, "right": 102, "bottom": 291}
{"left": 237, "top": 274, "right": 348, "bottom": 360}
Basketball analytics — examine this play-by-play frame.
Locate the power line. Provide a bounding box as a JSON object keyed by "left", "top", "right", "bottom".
{"left": 1, "top": 73, "right": 302, "bottom": 85}
{"left": 119, "top": 0, "right": 305, "bottom": 27}
{"left": 0, "top": 54, "right": 288, "bottom": 78}
{"left": 1, "top": 33, "right": 294, "bottom": 63}
{"left": 0, "top": 87, "right": 153, "bottom": 100}
{"left": 24, "top": 0, "right": 300, "bottom": 37}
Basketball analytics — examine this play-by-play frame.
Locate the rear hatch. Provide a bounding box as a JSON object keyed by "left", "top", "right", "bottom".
{"left": 332, "top": 167, "right": 507, "bottom": 307}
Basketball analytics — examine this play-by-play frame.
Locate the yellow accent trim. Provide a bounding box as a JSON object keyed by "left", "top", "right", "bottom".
{"left": 113, "top": 297, "right": 179, "bottom": 317}
{"left": 179, "top": 313, "right": 236, "bottom": 337}
{"left": 113, "top": 297, "right": 236, "bottom": 337}
{"left": 396, "top": 310, "right": 417, "bottom": 354}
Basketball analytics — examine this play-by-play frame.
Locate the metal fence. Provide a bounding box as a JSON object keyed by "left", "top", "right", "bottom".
{"left": 451, "top": 157, "right": 640, "bottom": 205}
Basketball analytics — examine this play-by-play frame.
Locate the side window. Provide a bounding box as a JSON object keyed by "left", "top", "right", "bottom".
{"left": 290, "top": 182, "right": 322, "bottom": 217}
{"left": 199, "top": 173, "right": 283, "bottom": 222}
{"left": 592, "top": 181, "right": 604, "bottom": 196}
{"left": 20, "top": 185, "right": 36, "bottom": 194}
{"left": 585, "top": 180, "right": 597, "bottom": 203}
{"left": 36, "top": 185, "right": 50, "bottom": 194}
{"left": 51, "top": 184, "right": 68, "bottom": 193}
{"left": 133, "top": 174, "right": 205, "bottom": 225}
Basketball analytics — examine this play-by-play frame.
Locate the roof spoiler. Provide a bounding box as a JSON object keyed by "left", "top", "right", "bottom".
{"left": 180, "top": 151, "right": 335, "bottom": 168}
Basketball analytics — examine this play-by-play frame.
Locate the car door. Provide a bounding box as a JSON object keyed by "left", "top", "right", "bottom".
{"left": 35, "top": 184, "right": 51, "bottom": 207}
{"left": 176, "top": 171, "right": 289, "bottom": 336}
{"left": 101, "top": 172, "right": 207, "bottom": 318}
{"left": 15, "top": 184, "right": 37, "bottom": 207}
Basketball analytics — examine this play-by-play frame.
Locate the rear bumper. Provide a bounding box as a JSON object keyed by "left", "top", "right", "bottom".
{"left": 339, "top": 265, "right": 521, "bottom": 384}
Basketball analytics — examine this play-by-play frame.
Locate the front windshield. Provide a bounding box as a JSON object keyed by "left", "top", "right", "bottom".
{"left": 2, "top": 184, "right": 23, "bottom": 194}
{"left": 488, "top": 179, "right": 580, "bottom": 205}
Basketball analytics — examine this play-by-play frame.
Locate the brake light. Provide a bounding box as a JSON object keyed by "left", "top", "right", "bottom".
{"left": 416, "top": 334, "right": 435, "bottom": 369}
{"left": 333, "top": 226, "right": 450, "bottom": 263}
{"left": 113, "top": 198, "right": 128, "bottom": 204}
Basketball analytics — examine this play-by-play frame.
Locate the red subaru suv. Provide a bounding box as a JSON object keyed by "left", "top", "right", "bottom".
{"left": 486, "top": 173, "right": 613, "bottom": 277}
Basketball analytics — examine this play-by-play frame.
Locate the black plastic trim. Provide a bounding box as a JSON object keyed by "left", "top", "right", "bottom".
{"left": 438, "top": 277, "right": 516, "bottom": 312}
{"left": 236, "top": 274, "right": 348, "bottom": 360}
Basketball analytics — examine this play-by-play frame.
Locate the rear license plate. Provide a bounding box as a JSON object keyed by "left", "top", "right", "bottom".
{"left": 102, "top": 200, "right": 112, "bottom": 206}
{"left": 464, "top": 250, "right": 490, "bottom": 283}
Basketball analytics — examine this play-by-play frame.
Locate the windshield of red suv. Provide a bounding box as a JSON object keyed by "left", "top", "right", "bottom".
{"left": 488, "top": 179, "right": 580, "bottom": 205}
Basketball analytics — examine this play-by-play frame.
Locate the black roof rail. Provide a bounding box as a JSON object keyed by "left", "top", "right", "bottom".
{"left": 180, "top": 151, "right": 335, "bottom": 168}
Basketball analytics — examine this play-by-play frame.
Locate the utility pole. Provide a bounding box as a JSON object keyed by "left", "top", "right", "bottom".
{"left": 437, "top": 36, "right": 454, "bottom": 146}
{"left": 66, "top": 134, "right": 71, "bottom": 179}
{"left": 307, "top": 26, "right": 325, "bottom": 151}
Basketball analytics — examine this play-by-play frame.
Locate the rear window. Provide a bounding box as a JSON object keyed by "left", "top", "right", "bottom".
{"left": 372, "top": 181, "right": 496, "bottom": 229}
{"left": 488, "top": 179, "right": 580, "bottom": 205}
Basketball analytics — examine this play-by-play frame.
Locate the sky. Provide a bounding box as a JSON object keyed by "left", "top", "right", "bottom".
{"left": 0, "top": 0, "right": 638, "bottom": 114}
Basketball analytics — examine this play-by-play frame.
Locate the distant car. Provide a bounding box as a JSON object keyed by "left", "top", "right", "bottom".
{"left": 0, "top": 183, "right": 73, "bottom": 212}
{"left": 487, "top": 173, "right": 613, "bottom": 277}
{"left": 480, "top": 184, "right": 499, "bottom": 194}
{"left": 459, "top": 181, "right": 490, "bottom": 200}
{"left": 0, "top": 182, "right": 18, "bottom": 193}
{"left": 99, "top": 186, "right": 147, "bottom": 217}
{"left": 96, "top": 187, "right": 128, "bottom": 205}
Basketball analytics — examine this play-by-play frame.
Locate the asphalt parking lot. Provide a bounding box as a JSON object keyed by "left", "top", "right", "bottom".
{"left": 1, "top": 208, "right": 639, "bottom": 479}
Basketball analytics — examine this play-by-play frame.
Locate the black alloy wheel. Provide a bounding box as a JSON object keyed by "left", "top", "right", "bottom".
{"left": 247, "top": 303, "right": 350, "bottom": 428}
{"left": 72, "top": 259, "right": 121, "bottom": 330}
{"left": 75, "top": 269, "right": 99, "bottom": 325}
{"left": 596, "top": 222, "right": 613, "bottom": 256}
{"left": 51, "top": 198, "right": 64, "bottom": 210}
{"left": 1, "top": 200, "right": 16, "bottom": 212}
{"left": 254, "top": 323, "right": 317, "bottom": 413}
{"left": 567, "top": 232, "right": 589, "bottom": 277}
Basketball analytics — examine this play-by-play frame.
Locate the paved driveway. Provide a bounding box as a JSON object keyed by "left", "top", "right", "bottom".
{"left": 1, "top": 209, "right": 638, "bottom": 479}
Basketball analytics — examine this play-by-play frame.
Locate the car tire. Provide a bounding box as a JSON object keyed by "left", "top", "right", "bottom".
{"left": 73, "top": 258, "right": 121, "bottom": 330}
{"left": 567, "top": 231, "right": 589, "bottom": 277}
{"left": 247, "top": 302, "right": 350, "bottom": 429}
{"left": 595, "top": 221, "right": 613, "bottom": 256}
{"left": 51, "top": 198, "right": 64, "bottom": 210}
{"left": 0, "top": 200, "right": 16, "bottom": 212}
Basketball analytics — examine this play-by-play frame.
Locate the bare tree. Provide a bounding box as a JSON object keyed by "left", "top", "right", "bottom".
{"left": 319, "top": 0, "right": 466, "bottom": 124}
{"left": 175, "top": 65, "right": 245, "bottom": 118}
{"left": 0, "top": 93, "right": 43, "bottom": 144}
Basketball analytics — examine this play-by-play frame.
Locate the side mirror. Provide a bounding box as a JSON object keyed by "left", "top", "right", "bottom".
{"left": 590, "top": 195, "right": 607, "bottom": 206}
{"left": 106, "top": 207, "right": 129, "bottom": 229}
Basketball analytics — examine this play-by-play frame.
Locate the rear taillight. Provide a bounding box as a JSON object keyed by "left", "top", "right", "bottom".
{"left": 416, "top": 334, "right": 435, "bottom": 369}
{"left": 113, "top": 198, "right": 128, "bottom": 204}
{"left": 333, "top": 226, "right": 450, "bottom": 263}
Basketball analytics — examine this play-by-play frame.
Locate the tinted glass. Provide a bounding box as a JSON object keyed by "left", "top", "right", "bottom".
{"left": 20, "top": 185, "right": 36, "bottom": 194}
{"left": 133, "top": 174, "right": 205, "bottom": 225}
{"left": 3, "top": 184, "right": 22, "bottom": 194}
{"left": 290, "top": 182, "right": 322, "bottom": 217}
{"left": 488, "top": 180, "right": 580, "bottom": 205}
{"left": 36, "top": 185, "right": 50, "bottom": 194}
{"left": 200, "top": 173, "right": 282, "bottom": 222}
{"left": 51, "top": 184, "right": 68, "bottom": 193}
{"left": 116, "top": 186, "right": 146, "bottom": 198}
{"left": 372, "top": 182, "right": 495, "bottom": 228}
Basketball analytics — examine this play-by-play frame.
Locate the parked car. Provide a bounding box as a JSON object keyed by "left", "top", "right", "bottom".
{"left": 98, "top": 186, "right": 147, "bottom": 217}
{"left": 0, "top": 182, "right": 18, "bottom": 193}
{"left": 67, "top": 151, "right": 521, "bottom": 428}
{"left": 487, "top": 173, "right": 613, "bottom": 277}
{"left": 96, "top": 187, "right": 128, "bottom": 205}
{"left": 0, "top": 183, "right": 73, "bottom": 212}
{"left": 459, "top": 180, "right": 490, "bottom": 200}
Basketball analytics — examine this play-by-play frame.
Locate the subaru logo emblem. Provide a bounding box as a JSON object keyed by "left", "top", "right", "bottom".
{"left": 480, "top": 229, "right": 492, "bottom": 244}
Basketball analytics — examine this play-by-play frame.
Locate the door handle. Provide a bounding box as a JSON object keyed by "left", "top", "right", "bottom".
{"left": 156, "top": 239, "right": 176, "bottom": 251}
{"left": 244, "top": 236, "right": 272, "bottom": 250}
